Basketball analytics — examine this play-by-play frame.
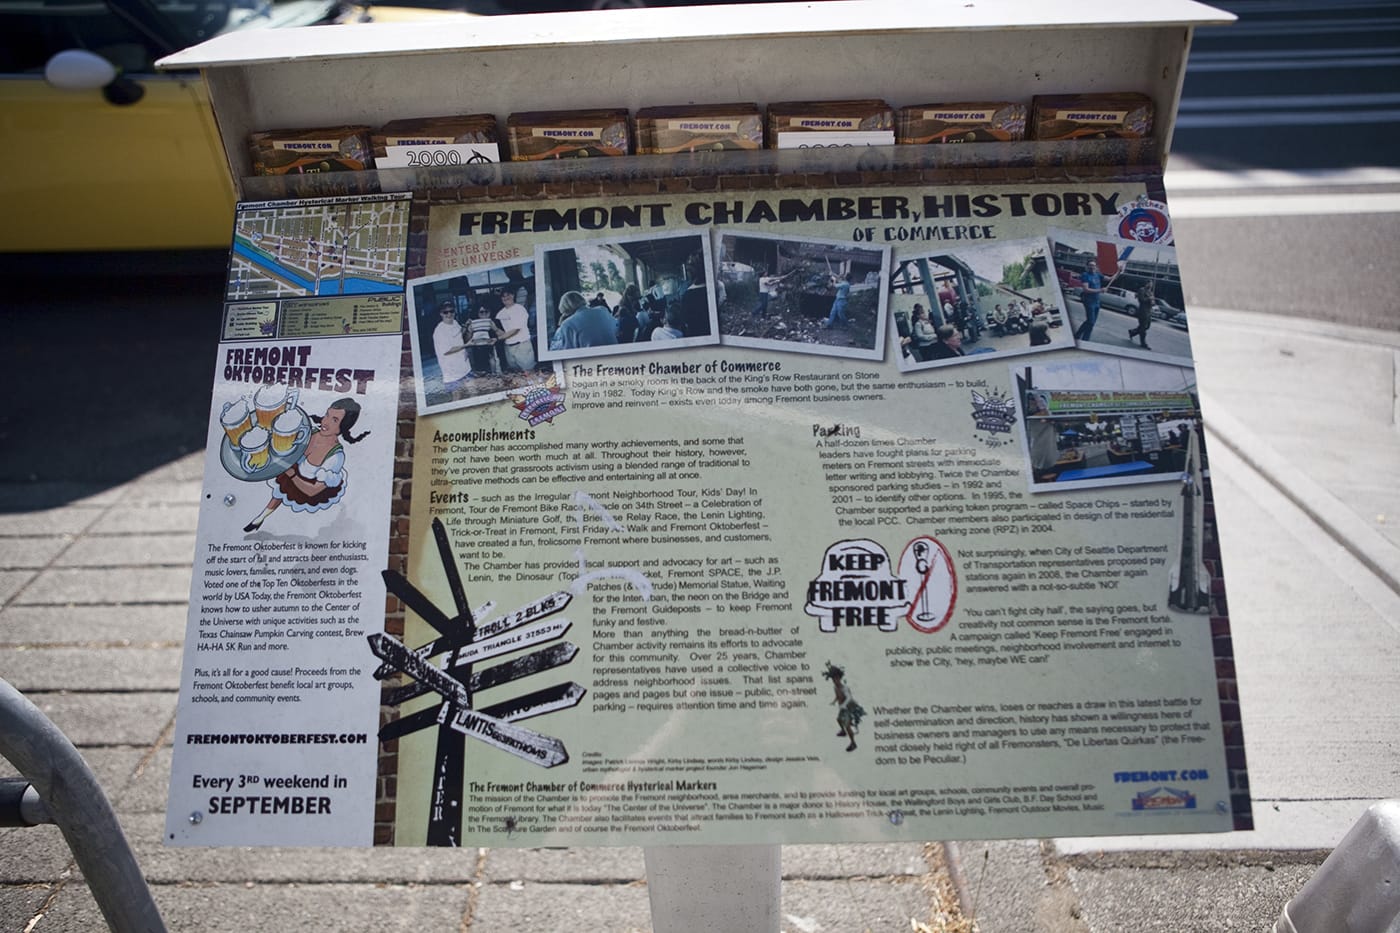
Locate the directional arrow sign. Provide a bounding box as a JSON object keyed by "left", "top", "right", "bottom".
{"left": 473, "top": 641, "right": 579, "bottom": 692}
{"left": 446, "top": 707, "right": 568, "bottom": 767}
{"left": 448, "top": 617, "right": 572, "bottom": 668}
{"left": 380, "top": 569, "right": 461, "bottom": 640}
{"left": 367, "top": 633, "right": 469, "bottom": 707}
{"left": 380, "top": 675, "right": 585, "bottom": 741}
{"left": 412, "top": 592, "right": 567, "bottom": 661}
{"left": 378, "top": 704, "right": 441, "bottom": 742}
{"left": 385, "top": 641, "right": 580, "bottom": 708}
{"left": 474, "top": 591, "right": 572, "bottom": 643}
{"left": 480, "top": 681, "right": 586, "bottom": 723}
{"left": 374, "top": 598, "right": 500, "bottom": 679}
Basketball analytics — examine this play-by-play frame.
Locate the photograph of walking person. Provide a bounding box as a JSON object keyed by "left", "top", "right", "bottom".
{"left": 1050, "top": 228, "right": 1194, "bottom": 367}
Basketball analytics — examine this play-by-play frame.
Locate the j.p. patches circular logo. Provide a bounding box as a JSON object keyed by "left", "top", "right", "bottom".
{"left": 1112, "top": 196, "right": 1172, "bottom": 244}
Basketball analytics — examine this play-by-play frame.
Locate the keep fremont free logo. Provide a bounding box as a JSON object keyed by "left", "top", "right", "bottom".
{"left": 804, "top": 537, "right": 957, "bottom": 634}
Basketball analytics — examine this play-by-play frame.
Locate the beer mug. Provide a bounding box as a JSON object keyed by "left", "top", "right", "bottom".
{"left": 271, "top": 409, "right": 307, "bottom": 455}
{"left": 220, "top": 398, "right": 253, "bottom": 446}
{"left": 239, "top": 426, "right": 271, "bottom": 473}
{"left": 254, "top": 384, "right": 298, "bottom": 429}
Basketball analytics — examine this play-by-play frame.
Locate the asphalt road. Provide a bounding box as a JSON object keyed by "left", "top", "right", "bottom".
{"left": 1163, "top": 0, "right": 1400, "bottom": 332}
{"left": 1174, "top": 0, "right": 1400, "bottom": 170}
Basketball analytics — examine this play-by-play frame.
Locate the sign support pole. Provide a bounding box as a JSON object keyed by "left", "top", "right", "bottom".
{"left": 644, "top": 844, "right": 780, "bottom": 933}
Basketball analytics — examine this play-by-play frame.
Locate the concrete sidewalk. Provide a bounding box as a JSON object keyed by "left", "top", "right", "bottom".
{"left": 958, "top": 309, "right": 1400, "bottom": 931}
{"left": 2, "top": 307, "right": 1397, "bottom": 932}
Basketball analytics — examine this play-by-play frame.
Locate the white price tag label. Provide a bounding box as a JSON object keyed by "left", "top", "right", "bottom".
{"left": 776, "top": 130, "right": 895, "bottom": 149}
{"left": 778, "top": 129, "right": 896, "bottom": 147}
{"left": 378, "top": 142, "right": 500, "bottom": 168}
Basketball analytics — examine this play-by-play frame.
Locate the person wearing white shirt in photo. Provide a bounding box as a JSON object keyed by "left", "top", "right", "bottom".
{"left": 495, "top": 289, "right": 535, "bottom": 372}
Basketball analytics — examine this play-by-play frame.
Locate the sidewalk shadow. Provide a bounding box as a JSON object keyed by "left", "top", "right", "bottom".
{"left": 0, "top": 254, "right": 224, "bottom": 511}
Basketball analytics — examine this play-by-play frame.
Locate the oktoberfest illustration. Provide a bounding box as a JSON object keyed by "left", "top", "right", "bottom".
{"left": 217, "top": 386, "right": 371, "bottom": 533}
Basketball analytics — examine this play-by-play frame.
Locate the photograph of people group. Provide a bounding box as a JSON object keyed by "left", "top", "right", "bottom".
{"left": 715, "top": 232, "right": 889, "bottom": 360}
{"left": 406, "top": 260, "right": 553, "bottom": 414}
{"left": 1014, "top": 356, "right": 1205, "bottom": 492}
{"left": 1049, "top": 228, "right": 1194, "bottom": 367}
{"left": 535, "top": 231, "right": 719, "bottom": 361}
{"left": 888, "top": 237, "right": 1074, "bottom": 372}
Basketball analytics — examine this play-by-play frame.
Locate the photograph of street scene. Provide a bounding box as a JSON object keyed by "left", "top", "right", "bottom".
{"left": 1050, "top": 227, "right": 1194, "bottom": 366}
{"left": 535, "top": 231, "right": 718, "bottom": 361}
{"left": 1014, "top": 356, "right": 1205, "bottom": 493}
{"left": 716, "top": 232, "right": 888, "bottom": 360}
{"left": 406, "top": 259, "right": 552, "bottom": 415}
{"left": 889, "top": 237, "right": 1072, "bottom": 372}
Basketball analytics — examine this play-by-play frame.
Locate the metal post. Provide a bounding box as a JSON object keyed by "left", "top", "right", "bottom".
{"left": 645, "top": 844, "right": 781, "bottom": 933}
{"left": 0, "top": 778, "right": 52, "bottom": 827}
{"left": 0, "top": 677, "right": 166, "bottom": 933}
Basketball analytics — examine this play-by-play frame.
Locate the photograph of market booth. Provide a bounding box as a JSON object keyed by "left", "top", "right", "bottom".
{"left": 1015, "top": 359, "right": 1206, "bottom": 491}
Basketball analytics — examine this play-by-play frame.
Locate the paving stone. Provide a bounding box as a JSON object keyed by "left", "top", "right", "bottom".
{"left": 780, "top": 876, "right": 938, "bottom": 933}
{"left": 88, "top": 505, "right": 201, "bottom": 536}
{"left": 120, "top": 814, "right": 480, "bottom": 885}
{"left": 782, "top": 842, "right": 927, "bottom": 879}
{"left": 21, "top": 692, "right": 175, "bottom": 747}
{"left": 42, "top": 880, "right": 475, "bottom": 933}
{"left": 0, "top": 510, "right": 102, "bottom": 538}
{"left": 17, "top": 566, "right": 192, "bottom": 606}
{"left": 1, "top": 746, "right": 147, "bottom": 802}
{"left": 0, "top": 570, "right": 36, "bottom": 604}
{"left": 0, "top": 484, "right": 123, "bottom": 511}
{"left": 951, "top": 839, "right": 1065, "bottom": 933}
{"left": 56, "top": 534, "right": 197, "bottom": 568}
{"left": 0, "top": 647, "right": 183, "bottom": 692}
{"left": 0, "top": 826, "right": 73, "bottom": 883}
{"left": 0, "top": 537, "right": 69, "bottom": 570}
{"left": 0, "top": 604, "right": 189, "bottom": 646}
{"left": 471, "top": 879, "right": 653, "bottom": 933}
{"left": 481, "top": 845, "right": 645, "bottom": 883}
{"left": 1070, "top": 863, "right": 1315, "bottom": 933}
{"left": 122, "top": 481, "right": 206, "bottom": 506}
{"left": 132, "top": 455, "right": 206, "bottom": 486}
{"left": 0, "top": 878, "right": 54, "bottom": 930}
{"left": 112, "top": 747, "right": 173, "bottom": 814}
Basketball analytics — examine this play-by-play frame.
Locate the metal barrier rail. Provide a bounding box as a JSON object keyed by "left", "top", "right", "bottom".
{"left": 0, "top": 677, "right": 166, "bottom": 932}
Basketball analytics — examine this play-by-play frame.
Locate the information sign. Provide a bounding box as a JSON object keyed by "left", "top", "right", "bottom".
{"left": 167, "top": 180, "right": 1250, "bottom": 848}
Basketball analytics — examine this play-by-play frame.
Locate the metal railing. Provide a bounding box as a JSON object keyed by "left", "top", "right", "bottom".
{"left": 0, "top": 677, "right": 166, "bottom": 932}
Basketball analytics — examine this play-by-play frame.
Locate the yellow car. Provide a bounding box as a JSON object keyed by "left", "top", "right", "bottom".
{"left": 0, "top": 0, "right": 469, "bottom": 253}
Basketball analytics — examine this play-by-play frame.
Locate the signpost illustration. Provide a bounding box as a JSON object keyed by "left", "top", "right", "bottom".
{"left": 371, "top": 518, "right": 582, "bottom": 844}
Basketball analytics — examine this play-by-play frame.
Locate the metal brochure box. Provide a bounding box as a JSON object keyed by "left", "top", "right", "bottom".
{"left": 159, "top": 0, "right": 1252, "bottom": 853}
{"left": 160, "top": 0, "right": 1235, "bottom": 188}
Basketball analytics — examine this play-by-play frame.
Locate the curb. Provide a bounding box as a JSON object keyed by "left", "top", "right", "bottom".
{"left": 1198, "top": 387, "right": 1400, "bottom": 599}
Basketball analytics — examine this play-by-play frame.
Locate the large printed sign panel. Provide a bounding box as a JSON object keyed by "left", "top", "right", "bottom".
{"left": 168, "top": 183, "right": 1244, "bottom": 847}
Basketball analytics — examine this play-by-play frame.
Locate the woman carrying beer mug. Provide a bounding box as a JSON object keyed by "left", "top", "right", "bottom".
{"left": 243, "top": 398, "right": 370, "bottom": 533}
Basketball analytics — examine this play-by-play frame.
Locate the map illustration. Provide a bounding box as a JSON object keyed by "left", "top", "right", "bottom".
{"left": 227, "top": 196, "right": 411, "bottom": 300}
